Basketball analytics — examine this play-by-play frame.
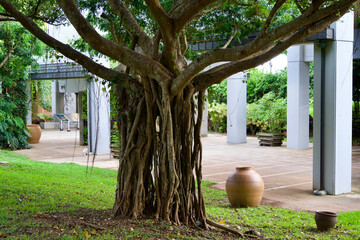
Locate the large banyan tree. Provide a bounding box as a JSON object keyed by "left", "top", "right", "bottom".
{"left": 1, "top": 0, "right": 357, "bottom": 227}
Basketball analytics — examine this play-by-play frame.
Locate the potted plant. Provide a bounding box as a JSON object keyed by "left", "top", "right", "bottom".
{"left": 247, "top": 93, "right": 287, "bottom": 146}
{"left": 36, "top": 113, "right": 57, "bottom": 129}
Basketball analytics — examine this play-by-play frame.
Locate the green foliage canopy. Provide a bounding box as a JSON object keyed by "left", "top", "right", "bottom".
{"left": 246, "top": 68, "right": 287, "bottom": 103}
{"left": 247, "top": 92, "right": 287, "bottom": 133}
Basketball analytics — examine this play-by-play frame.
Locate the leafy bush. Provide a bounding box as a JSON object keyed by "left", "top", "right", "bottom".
{"left": 0, "top": 99, "right": 30, "bottom": 150}
{"left": 246, "top": 68, "right": 287, "bottom": 103}
{"left": 208, "top": 102, "right": 227, "bottom": 133}
{"left": 207, "top": 80, "right": 227, "bottom": 104}
{"left": 37, "top": 113, "right": 53, "bottom": 122}
{"left": 247, "top": 92, "right": 287, "bottom": 134}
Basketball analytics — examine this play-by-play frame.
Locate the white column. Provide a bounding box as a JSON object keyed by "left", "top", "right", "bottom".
{"left": 227, "top": 72, "right": 247, "bottom": 143}
{"left": 201, "top": 91, "right": 208, "bottom": 137}
{"left": 313, "top": 12, "right": 353, "bottom": 195}
{"left": 87, "top": 79, "right": 110, "bottom": 155}
{"left": 26, "top": 81, "right": 32, "bottom": 125}
{"left": 287, "top": 45, "right": 310, "bottom": 149}
{"left": 51, "top": 81, "right": 57, "bottom": 118}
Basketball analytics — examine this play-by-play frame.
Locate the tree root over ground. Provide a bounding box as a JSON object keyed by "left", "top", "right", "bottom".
{"left": 206, "top": 219, "right": 244, "bottom": 237}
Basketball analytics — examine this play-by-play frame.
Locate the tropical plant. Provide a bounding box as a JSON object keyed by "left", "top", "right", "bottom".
{"left": 247, "top": 68, "right": 287, "bottom": 103}
{"left": 0, "top": 99, "right": 30, "bottom": 149}
{"left": 247, "top": 92, "right": 287, "bottom": 133}
{"left": 0, "top": 21, "right": 45, "bottom": 149}
{"left": 1, "top": 0, "right": 357, "bottom": 229}
{"left": 208, "top": 80, "right": 227, "bottom": 104}
{"left": 208, "top": 102, "right": 227, "bottom": 133}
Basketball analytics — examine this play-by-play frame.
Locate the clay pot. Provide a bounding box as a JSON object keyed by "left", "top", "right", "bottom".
{"left": 225, "top": 167, "right": 264, "bottom": 207}
{"left": 26, "top": 124, "right": 42, "bottom": 144}
{"left": 315, "top": 210, "right": 338, "bottom": 231}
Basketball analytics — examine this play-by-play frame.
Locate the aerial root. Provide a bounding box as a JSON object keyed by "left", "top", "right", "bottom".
{"left": 206, "top": 219, "right": 244, "bottom": 238}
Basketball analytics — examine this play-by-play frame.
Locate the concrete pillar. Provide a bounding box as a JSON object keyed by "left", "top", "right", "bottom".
{"left": 78, "top": 92, "right": 84, "bottom": 145}
{"left": 227, "top": 72, "right": 247, "bottom": 143}
{"left": 313, "top": 12, "right": 353, "bottom": 195}
{"left": 53, "top": 81, "right": 64, "bottom": 114}
{"left": 51, "top": 81, "right": 56, "bottom": 117}
{"left": 201, "top": 91, "right": 208, "bottom": 137}
{"left": 287, "top": 45, "right": 310, "bottom": 149}
{"left": 87, "top": 79, "right": 110, "bottom": 155}
{"left": 26, "top": 81, "right": 32, "bottom": 125}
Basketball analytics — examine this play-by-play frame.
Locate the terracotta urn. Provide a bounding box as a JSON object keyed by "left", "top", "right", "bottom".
{"left": 26, "top": 124, "right": 42, "bottom": 144}
{"left": 225, "top": 167, "right": 264, "bottom": 207}
{"left": 315, "top": 210, "right": 338, "bottom": 231}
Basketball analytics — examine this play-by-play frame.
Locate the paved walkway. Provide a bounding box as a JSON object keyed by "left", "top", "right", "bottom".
{"left": 16, "top": 129, "right": 360, "bottom": 213}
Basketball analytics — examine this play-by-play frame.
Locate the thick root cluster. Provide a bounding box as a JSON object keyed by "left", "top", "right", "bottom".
{"left": 113, "top": 80, "right": 207, "bottom": 227}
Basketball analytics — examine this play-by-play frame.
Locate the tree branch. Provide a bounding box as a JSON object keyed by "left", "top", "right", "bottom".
{"left": 173, "top": 0, "right": 218, "bottom": 33}
{"left": 30, "top": 0, "right": 42, "bottom": 18}
{"left": 193, "top": 1, "right": 222, "bottom": 19}
{"left": 180, "top": 30, "right": 188, "bottom": 55}
{"left": 233, "top": 0, "right": 255, "bottom": 7}
{"left": 257, "top": 0, "right": 287, "bottom": 36}
{"left": 56, "top": 0, "right": 172, "bottom": 82}
{"left": 294, "top": 0, "right": 305, "bottom": 14}
{"left": 106, "top": 0, "right": 154, "bottom": 55}
{"left": 0, "top": 12, "right": 61, "bottom": 23}
{"left": 0, "top": 0, "right": 142, "bottom": 91}
{"left": 100, "top": 13, "right": 119, "bottom": 44}
{"left": 169, "top": 0, "right": 356, "bottom": 96}
{"left": 144, "top": 0, "right": 172, "bottom": 34}
{"left": 193, "top": 5, "right": 353, "bottom": 92}
{"left": 220, "top": 24, "right": 238, "bottom": 49}
{"left": 0, "top": 44, "right": 16, "bottom": 69}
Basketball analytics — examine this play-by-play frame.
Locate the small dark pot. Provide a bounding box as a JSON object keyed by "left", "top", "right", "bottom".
{"left": 315, "top": 210, "right": 338, "bottom": 231}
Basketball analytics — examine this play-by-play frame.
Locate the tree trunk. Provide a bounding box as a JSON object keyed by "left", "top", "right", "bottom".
{"left": 113, "top": 79, "right": 207, "bottom": 226}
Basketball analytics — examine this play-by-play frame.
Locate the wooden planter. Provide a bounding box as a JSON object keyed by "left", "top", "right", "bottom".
{"left": 257, "top": 132, "right": 284, "bottom": 146}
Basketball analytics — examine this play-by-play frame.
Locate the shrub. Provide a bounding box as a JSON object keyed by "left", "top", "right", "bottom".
{"left": 247, "top": 68, "right": 287, "bottom": 103}
{"left": 0, "top": 99, "right": 30, "bottom": 150}
{"left": 208, "top": 102, "right": 227, "bottom": 133}
{"left": 247, "top": 92, "right": 287, "bottom": 134}
{"left": 208, "top": 80, "right": 227, "bottom": 104}
{"left": 37, "top": 113, "right": 53, "bottom": 122}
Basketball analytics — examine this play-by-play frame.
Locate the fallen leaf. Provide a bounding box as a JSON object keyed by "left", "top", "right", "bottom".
{"left": 73, "top": 230, "right": 78, "bottom": 236}
{"left": 53, "top": 226, "right": 59, "bottom": 230}
{"left": 84, "top": 231, "right": 91, "bottom": 239}
{"left": 234, "top": 208, "right": 238, "bottom": 212}
{"left": 0, "top": 234, "right": 7, "bottom": 238}
{"left": 130, "top": 227, "right": 134, "bottom": 231}
{"left": 90, "top": 230, "right": 97, "bottom": 235}
{"left": 79, "top": 217, "right": 84, "bottom": 220}
{"left": 219, "top": 220, "right": 225, "bottom": 224}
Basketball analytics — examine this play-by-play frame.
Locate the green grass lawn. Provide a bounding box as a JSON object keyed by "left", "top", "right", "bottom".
{"left": 1, "top": 150, "right": 359, "bottom": 239}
